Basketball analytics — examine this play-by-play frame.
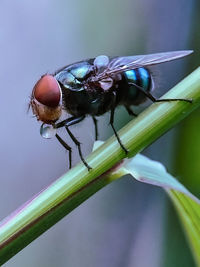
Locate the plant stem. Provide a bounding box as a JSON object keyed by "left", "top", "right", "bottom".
{"left": 1, "top": 68, "right": 200, "bottom": 265}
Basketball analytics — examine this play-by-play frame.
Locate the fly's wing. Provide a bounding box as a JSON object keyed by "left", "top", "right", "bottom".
{"left": 97, "top": 50, "right": 193, "bottom": 79}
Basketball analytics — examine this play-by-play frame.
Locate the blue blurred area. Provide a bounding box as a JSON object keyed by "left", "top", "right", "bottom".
{"left": 0, "top": 0, "right": 196, "bottom": 266}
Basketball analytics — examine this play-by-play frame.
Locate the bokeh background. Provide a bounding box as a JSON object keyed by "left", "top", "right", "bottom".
{"left": 0, "top": 0, "right": 200, "bottom": 266}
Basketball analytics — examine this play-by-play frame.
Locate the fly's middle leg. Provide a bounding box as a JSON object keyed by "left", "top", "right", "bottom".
{"left": 110, "top": 92, "right": 129, "bottom": 154}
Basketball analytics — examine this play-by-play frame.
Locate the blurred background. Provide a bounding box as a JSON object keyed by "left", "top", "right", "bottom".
{"left": 0, "top": 0, "right": 200, "bottom": 266}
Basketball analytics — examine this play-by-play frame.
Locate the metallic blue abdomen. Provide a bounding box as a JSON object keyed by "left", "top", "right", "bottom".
{"left": 121, "top": 67, "right": 152, "bottom": 105}
{"left": 124, "top": 67, "right": 151, "bottom": 91}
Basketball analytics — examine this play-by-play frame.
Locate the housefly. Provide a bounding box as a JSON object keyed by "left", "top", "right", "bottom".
{"left": 30, "top": 50, "right": 193, "bottom": 170}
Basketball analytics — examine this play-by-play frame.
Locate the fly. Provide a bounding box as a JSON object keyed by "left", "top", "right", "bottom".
{"left": 30, "top": 50, "right": 193, "bottom": 170}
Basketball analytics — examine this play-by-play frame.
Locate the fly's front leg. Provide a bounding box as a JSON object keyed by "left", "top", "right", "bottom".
{"left": 92, "top": 116, "right": 98, "bottom": 140}
{"left": 110, "top": 92, "right": 129, "bottom": 154}
{"left": 55, "top": 116, "right": 85, "bottom": 129}
{"left": 55, "top": 134, "right": 72, "bottom": 169}
{"left": 129, "top": 82, "right": 192, "bottom": 103}
{"left": 40, "top": 123, "right": 73, "bottom": 168}
{"left": 65, "top": 126, "right": 92, "bottom": 170}
{"left": 55, "top": 115, "right": 92, "bottom": 170}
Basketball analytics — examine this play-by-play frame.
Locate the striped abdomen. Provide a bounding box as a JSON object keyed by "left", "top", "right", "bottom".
{"left": 121, "top": 67, "right": 152, "bottom": 105}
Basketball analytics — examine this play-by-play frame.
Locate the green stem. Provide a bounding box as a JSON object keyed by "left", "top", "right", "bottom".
{"left": 1, "top": 68, "right": 200, "bottom": 265}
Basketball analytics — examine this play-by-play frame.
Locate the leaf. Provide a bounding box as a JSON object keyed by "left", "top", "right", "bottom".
{"left": 167, "top": 190, "right": 200, "bottom": 265}
{"left": 123, "top": 154, "right": 200, "bottom": 203}
{"left": 93, "top": 142, "right": 200, "bottom": 265}
{"left": 121, "top": 153, "right": 200, "bottom": 266}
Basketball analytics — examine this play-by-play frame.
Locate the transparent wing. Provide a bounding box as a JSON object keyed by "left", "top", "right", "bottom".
{"left": 97, "top": 50, "right": 193, "bottom": 79}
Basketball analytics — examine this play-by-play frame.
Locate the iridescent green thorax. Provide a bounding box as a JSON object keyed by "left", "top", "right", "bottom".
{"left": 55, "top": 62, "right": 93, "bottom": 91}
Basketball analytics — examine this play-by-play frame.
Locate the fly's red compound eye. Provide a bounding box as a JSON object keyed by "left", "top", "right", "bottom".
{"left": 33, "top": 75, "right": 61, "bottom": 107}
{"left": 31, "top": 75, "right": 62, "bottom": 124}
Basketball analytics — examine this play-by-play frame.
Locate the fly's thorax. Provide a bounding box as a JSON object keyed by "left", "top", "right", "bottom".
{"left": 59, "top": 82, "right": 111, "bottom": 117}
{"left": 55, "top": 61, "right": 95, "bottom": 116}
{"left": 55, "top": 60, "right": 114, "bottom": 116}
{"left": 55, "top": 61, "right": 93, "bottom": 92}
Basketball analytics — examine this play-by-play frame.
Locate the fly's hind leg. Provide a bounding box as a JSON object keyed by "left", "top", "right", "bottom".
{"left": 110, "top": 92, "right": 129, "bottom": 154}
{"left": 129, "top": 82, "right": 192, "bottom": 104}
{"left": 125, "top": 106, "right": 138, "bottom": 117}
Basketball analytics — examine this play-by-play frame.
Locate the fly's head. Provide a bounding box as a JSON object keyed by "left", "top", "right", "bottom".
{"left": 30, "top": 75, "right": 62, "bottom": 124}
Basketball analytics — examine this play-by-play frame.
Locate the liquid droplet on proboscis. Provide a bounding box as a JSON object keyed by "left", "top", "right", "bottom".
{"left": 40, "top": 124, "right": 57, "bottom": 139}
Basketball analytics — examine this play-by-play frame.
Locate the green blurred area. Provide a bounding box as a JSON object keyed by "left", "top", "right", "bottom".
{"left": 175, "top": 109, "right": 200, "bottom": 195}
{"left": 164, "top": 1, "right": 200, "bottom": 266}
